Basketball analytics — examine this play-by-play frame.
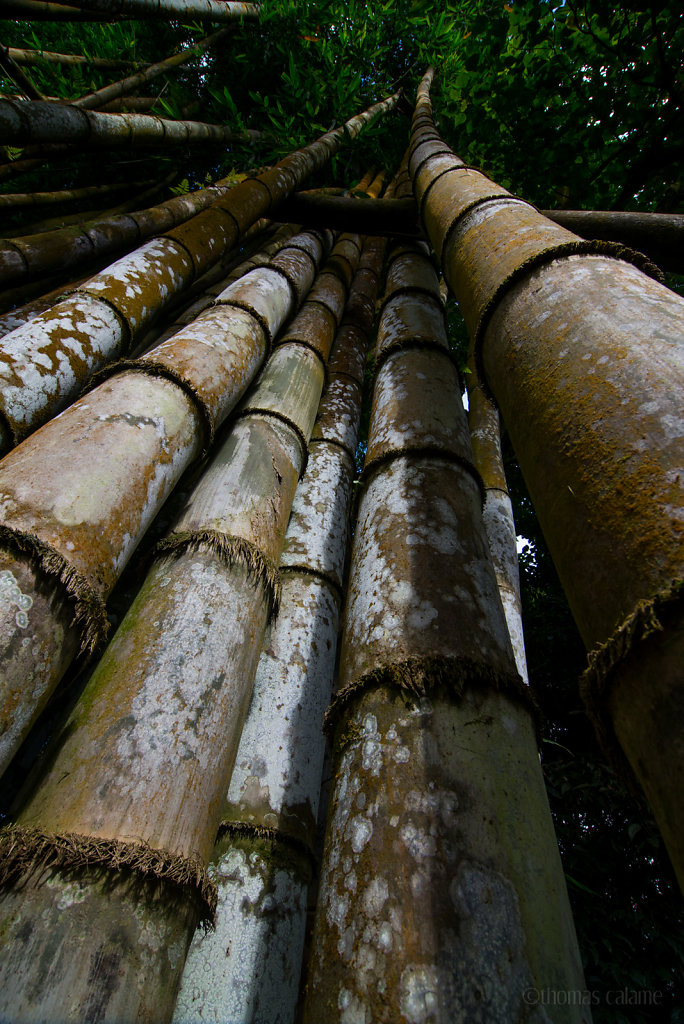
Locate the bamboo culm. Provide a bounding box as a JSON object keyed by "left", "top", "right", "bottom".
{"left": 0, "top": 228, "right": 359, "bottom": 1023}
{"left": 412, "top": 66, "right": 684, "bottom": 890}
{"left": 0, "top": 228, "right": 329, "bottom": 778}
{"left": 303, "top": 162, "right": 587, "bottom": 1023}
{"left": 0, "top": 88, "right": 399, "bottom": 453}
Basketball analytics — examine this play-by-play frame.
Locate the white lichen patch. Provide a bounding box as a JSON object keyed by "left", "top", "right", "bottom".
{"left": 0, "top": 568, "right": 33, "bottom": 629}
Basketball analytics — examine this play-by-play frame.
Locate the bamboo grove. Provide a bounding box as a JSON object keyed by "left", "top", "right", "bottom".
{"left": 0, "top": 4, "right": 682, "bottom": 1022}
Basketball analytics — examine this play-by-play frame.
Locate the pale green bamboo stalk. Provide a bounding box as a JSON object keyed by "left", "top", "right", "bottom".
{"left": 174, "top": 218, "right": 386, "bottom": 1024}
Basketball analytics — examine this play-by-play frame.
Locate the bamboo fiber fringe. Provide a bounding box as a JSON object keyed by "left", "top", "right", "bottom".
{"left": 279, "top": 563, "right": 344, "bottom": 603}
{"left": 579, "top": 579, "right": 683, "bottom": 785}
{"left": 473, "top": 239, "right": 666, "bottom": 405}
{"left": 83, "top": 358, "right": 215, "bottom": 452}
{"left": 324, "top": 654, "right": 542, "bottom": 741}
{"left": 0, "top": 825, "right": 217, "bottom": 928}
{"left": 0, "top": 525, "right": 108, "bottom": 655}
{"left": 155, "top": 530, "right": 281, "bottom": 617}
{"left": 216, "top": 821, "right": 316, "bottom": 881}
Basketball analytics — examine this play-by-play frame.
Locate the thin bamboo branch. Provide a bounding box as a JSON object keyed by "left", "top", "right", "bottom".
{"left": 73, "top": 28, "right": 229, "bottom": 111}
{"left": 0, "top": 46, "right": 46, "bottom": 102}
{"left": 0, "top": 178, "right": 151, "bottom": 209}
{"left": 7, "top": 46, "right": 139, "bottom": 71}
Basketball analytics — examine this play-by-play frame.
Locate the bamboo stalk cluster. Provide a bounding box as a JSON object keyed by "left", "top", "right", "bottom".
{"left": 0, "top": 30, "right": 681, "bottom": 1024}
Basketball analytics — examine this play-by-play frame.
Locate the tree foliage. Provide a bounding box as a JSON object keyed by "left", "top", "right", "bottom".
{"left": 1, "top": 2, "right": 683, "bottom": 1020}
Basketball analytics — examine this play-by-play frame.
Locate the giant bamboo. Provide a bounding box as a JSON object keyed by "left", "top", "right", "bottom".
{"left": 72, "top": 28, "right": 228, "bottom": 111}
{"left": 174, "top": 221, "right": 386, "bottom": 1024}
{"left": 0, "top": 231, "right": 360, "bottom": 1023}
{"left": 411, "top": 67, "right": 684, "bottom": 888}
{"left": 0, "top": 100, "right": 262, "bottom": 148}
{"left": 0, "top": 88, "right": 399, "bottom": 453}
{"left": 0, "top": 228, "right": 327, "bottom": 777}
{"left": 303, "top": 167, "right": 587, "bottom": 1022}
{"left": 0, "top": 172, "right": 245, "bottom": 289}
{"left": 0, "top": 177, "right": 149, "bottom": 209}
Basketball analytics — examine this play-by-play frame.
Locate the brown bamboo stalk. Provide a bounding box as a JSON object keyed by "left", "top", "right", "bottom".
{"left": 303, "top": 165, "right": 587, "bottom": 1023}
{"left": 0, "top": 88, "right": 399, "bottom": 454}
{"left": 72, "top": 28, "right": 229, "bottom": 111}
{"left": 542, "top": 207, "right": 684, "bottom": 274}
{"left": 8, "top": 46, "right": 139, "bottom": 71}
{"left": 0, "top": 0, "right": 110, "bottom": 20}
{"left": 0, "top": 172, "right": 247, "bottom": 289}
{"left": 411, "top": 66, "right": 684, "bottom": 890}
{"left": 0, "top": 0, "right": 260, "bottom": 18}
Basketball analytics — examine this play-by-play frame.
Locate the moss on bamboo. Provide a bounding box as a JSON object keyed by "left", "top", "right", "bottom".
{"left": 325, "top": 654, "right": 542, "bottom": 743}
{"left": 0, "top": 524, "right": 107, "bottom": 654}
{"left": 0, "top": 824, "right": 217, "bottom": 927}
{"left": 154, "top": 530, "right": 281, "bottom": 617}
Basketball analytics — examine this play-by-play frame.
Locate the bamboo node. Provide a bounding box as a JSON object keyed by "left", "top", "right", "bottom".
{"left": 155, "top": 530, "right": 281, "bottom": 618}
{"left": 579, "top": 579, "right": 684, "bottom": 790}
{"left": 324, "top": 654, "right": 542, "bottom": 742}
{"left": 81, "top": 359, "right": 214, "bottom": 454}
{"left": 216, "top": 821, "right": 316, "bottom": 881}
{"left": 0, "top": 525, "right": 107, "bottom": 656}
{"left": 359, "top": 446, "right": 486, "bottom": 511}
{"left": 474, "top": 240, "right": 666, "bottom": 405}
{"left": 0, "top": 825, "right": 217, "bottom": 928}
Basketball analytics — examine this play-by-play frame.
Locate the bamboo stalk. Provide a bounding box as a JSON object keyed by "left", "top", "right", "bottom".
{"left": 303, "top": 164, "right": 587, "bottom": 1023}
{"left": 0, "top": 0, "right": 110, "bottom": 20}
{"left": 412, "top": 66, "right": 684, "bottom": 890}
{"left": 0, "top": 89, "right": 399, "bottom": 454}
{"left": 0, "top": 232, "right": 349, "bottom": 1022}
{"left": 73, "top": 28, "right": 229, "bottom": 111}
{"left": 8, "top": 46, "right": 139, "bottom": 71}
{"left": 0, "top": 228, "right": 326, "bottom": 777}
{"left": 0, "top": 46, "right": 45, "bottom": 102}
{"left": 0, "top": 171, "right": 247, "bottom": 289}
{"left": 0, "top": 178, "right": 151, "bottom": 209}
{"left": 174, "top": 210, "right": 385, "bottom": 1024}
{"left": 47, "top": 0, "right": 261, "bottom": 18}
{"left": 0, "top": 100, "right": 263, "bottom": 148}
{"left": 466, "top": 355, "right": 528, "bottom": 682}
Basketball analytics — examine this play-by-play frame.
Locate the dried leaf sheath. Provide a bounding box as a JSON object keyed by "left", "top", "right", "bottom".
{"left": 412, "top": 66, "right": 684, "bottom": 888}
